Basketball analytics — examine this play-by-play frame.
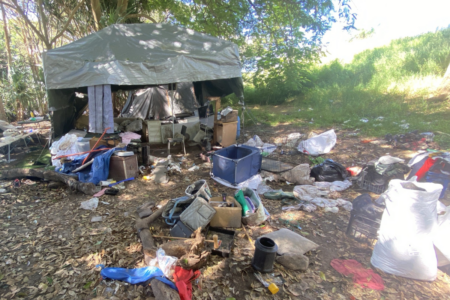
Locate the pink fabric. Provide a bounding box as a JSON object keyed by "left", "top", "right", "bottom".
{"left": 93, "top": 188, "right": 108, "bottom": 197}
{"left": 119, "top": 132, "right": 141, "bottom": 145}
{"left": 331, "top": 259, "right": 384, "bottom": 291}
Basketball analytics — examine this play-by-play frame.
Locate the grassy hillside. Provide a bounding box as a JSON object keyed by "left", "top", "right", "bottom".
{"left": 243, "top": 26, "right": 450, "bottom": 147}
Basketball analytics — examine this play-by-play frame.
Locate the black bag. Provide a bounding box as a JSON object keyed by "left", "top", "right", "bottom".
{"left": 310, "top": 159, "right": 348, "bottom": 182}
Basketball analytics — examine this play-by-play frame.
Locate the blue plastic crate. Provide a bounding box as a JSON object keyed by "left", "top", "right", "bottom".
{"left": 212, "top": 145, "right": 262, "bottom": 185}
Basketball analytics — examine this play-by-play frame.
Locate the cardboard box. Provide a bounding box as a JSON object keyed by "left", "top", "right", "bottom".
{"left": 222, "top": 110, "right": 238, "bottom": 123}
{"left": 209, "top": 196, "right": 242, "bottom": 228}
{"left": 89, "top": 137, "right": 120, "bottom": 149}
{"left": 214, "top": 121, "right": 237, "bottom": 147}
{"left": 109, "top": 154, "right": 139, "bottom": 181}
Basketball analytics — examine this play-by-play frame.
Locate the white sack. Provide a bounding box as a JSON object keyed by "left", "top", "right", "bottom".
{"left": 50, "top": 134, "right": 83, "bottom": 168}
{"left": 434, "top": 206, "right": 450, "bottom": 266}
{"left": 297, "top": 129, "right": 336, "bottom": 156}
{"left": 371, "top": 180, "right": 442, "bottom": 281}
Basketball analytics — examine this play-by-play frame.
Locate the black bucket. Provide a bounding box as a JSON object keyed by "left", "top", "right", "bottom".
{"left": 251, "top": 237, "right": 278, "bottom": 273}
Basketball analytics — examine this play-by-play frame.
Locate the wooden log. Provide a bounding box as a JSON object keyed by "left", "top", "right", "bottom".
{"left": 135, "top": 200, "right": 169, "bottom": 258}
{"left": 0, "top": 168, "right": 98, "bottom": 195}
{"left": 150, "top": 278, "right": 180, "bottom": 300}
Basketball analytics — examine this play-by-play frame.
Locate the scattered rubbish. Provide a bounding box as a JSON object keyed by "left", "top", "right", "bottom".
{"left": 282, "top": 203, "right": 317, "bottom": 212}
{"left": 100, "top": 201, "right": 110, "bottom": 205}
{"left": 185, "top": 179, "right": 212, "bottom": 201}
{"left": 149, "top": 248, "right": 177, "bottom": 279}
{"left": 346, "top": 166, "right": 362, "bottom": 176}
{"left": 188, "top": 165, "right": 199, "bottom": 171}
{"left": 346, "top": 194, "right": 384, "bottom": 240}
{"left": 314, "top": 180, "right": 352, "bottom": 192}
{"left": 235, "top": 188, "right": 268, "bottom": 226}
{"left": 280, "top": 164, "right": 315, "bottom": 185}
{"left": 252, "top": 237, "right": 278, "bottom": 272}
{"left": 209, "top": 196, "right": 242, "bottom": 228}
{"left": 93, "top": 188, "right": 108, "bottom": 197}
{"left": 262, "top": 228, "right": 318, "bottom": 256}
{"left": 376, "top": 116, "right": 384, "bottom": 121}
{"left": 101, "top": 179, "right": 116, "bottom": 186}
{"left": 254, "top": 272, "right": 279, "bottom": 294}
{"left": 371, "top": 180, "right": 441, "bottom": 281}
{"left": 277, "top": 253, "right": 309, "bottom": 271}
{"left": 324, "top": 207, "right": 339, "bottom": 213}
{"left": 343, "top": 120, "right": 351, "bottom": 124}
{"left": 91, "top": 216, "right": 103, "bottom": 222}
{"left": 105, "top": 188, "right": 119, "bottom": 195}
{"left": 399, "top": 122, "right": 410, "bottom": 129}
{"left": 298, "top": 129, "right": 336, "bottom": 156}
{"left": 98, "top": 265, "right": 177, "bottom": 288}
{"left": 173, "top": 266, "right": 201, "bottom": 300}
{"left": 0, "top": 189, "right": 6, "bottom": 193}
{"left": 360, "top": 118, "right": 369, "bottom": 123}
{"left": 331, "top": 259, "right": 384, "bottom": 290}
{"left": 310, "top": 159, "right": 348, "bottom": 182}
{"left": 263, "top": 190, "right": 296, "bottom": 200}
{"left": 80, "top": 198, "right": 99, "bottom": 211}
{"left": 170, "top": 221, "right": 194, "bottom": 238}
{"left": 180, "top": 197, "right": 216, "bottom": 230}
{"left": 212, "top": 145, "right": 262, "bottom": 185}
{"left": 206, "top": 227, "right": 236, "bottom": 257}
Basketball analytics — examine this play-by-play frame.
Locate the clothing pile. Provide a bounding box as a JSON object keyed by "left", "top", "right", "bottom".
{"left": 407, "top": 151, "right": 450, "bottom": 199}
{"left": 356, "top": 156, "right": 410, "bottom": 194}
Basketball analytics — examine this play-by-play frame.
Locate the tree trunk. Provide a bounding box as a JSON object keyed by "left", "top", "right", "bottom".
{"left": 150, "top": 279, "right": 180, "bottom": 300}
{"left": 90, "top": 0, "right": 102, "bottom": 31}
{"left": 1, "top": 4, "right": 12, "bottom": 82}
{"left": 0, "top": 168, "right": 99, "bottom": 195}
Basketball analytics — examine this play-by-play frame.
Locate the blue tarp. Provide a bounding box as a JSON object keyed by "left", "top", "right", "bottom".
{"left": 56, "top": 146, "right": 124, "bottom": 185}
{"left": 98, "top": 265, "right": 177, "bottom": 290}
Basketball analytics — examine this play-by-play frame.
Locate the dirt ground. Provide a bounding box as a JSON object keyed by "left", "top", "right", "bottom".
{"left": 1, "top": 123, "right": 450, "bottom": 300}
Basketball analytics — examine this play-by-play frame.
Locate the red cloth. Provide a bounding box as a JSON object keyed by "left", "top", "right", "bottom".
{"left": 173, "top": 266, "right": 201, "bottom": 300}
{"left": 415, "top": 157, "right": 436, "bottom": 181}
{"left": 330, "top": 259, "right": 384, "bottom": 291}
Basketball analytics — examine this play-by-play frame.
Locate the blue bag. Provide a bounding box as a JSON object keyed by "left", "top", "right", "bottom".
{"left": 99, "top": 265, "right": 177, "bottom": 290}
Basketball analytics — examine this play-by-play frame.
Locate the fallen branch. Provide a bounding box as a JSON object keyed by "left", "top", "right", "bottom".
{"left": 0, "top": 168, "right": 98, "bottom": 195}
{"left": 135, "top": 200, "right": 169, "bottom": 258}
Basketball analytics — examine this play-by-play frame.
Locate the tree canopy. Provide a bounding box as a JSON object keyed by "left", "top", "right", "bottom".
{"left": 0, "top": 0, "right": 355, "bottom": 119}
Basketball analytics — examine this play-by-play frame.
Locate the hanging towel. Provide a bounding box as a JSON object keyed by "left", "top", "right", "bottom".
{"left": 88, "top": 85, "right": 114, "bottom": 133}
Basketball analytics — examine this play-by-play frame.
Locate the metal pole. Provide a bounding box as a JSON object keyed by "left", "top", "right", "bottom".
{"left": 171, "top": 83, "right": 175, "bottom": 138}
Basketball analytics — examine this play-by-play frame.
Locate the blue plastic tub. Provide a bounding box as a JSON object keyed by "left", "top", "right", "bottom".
{"left": 212, "top": 145, "right": 262, "bottom": 185}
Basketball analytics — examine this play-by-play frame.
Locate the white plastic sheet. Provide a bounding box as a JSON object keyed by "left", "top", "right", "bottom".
{"left": 80, "top": 198, "right": 99, "bottom": 211}
{"left": 371, "top": 180, "right": 442, "bottom": 281}
{"left": 149, "top": 248, "right": 177, "bottom": 279}
{"left": 297, "top": 129, "right": 336, "bottom": 156}
{"left": 50, "top": 134, "right": 83, "bottom": 168}
{"left": 212, "top": 173, "right": 262, "bottom": 190}
{"left": 314, "top": 180, "right": 352, "bottom": 192}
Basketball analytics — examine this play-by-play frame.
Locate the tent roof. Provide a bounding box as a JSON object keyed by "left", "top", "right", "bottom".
{"left": 43, "top": 23, "right": 242, "bottom": 90}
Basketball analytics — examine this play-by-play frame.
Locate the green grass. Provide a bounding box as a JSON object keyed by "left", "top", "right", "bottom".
{"left": 241, "top": 26, "right": 450, "bottom": 148}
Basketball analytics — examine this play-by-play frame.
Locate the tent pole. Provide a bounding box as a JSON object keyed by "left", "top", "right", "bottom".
{"left": 171, "top": 83, "right": 175, "bottom": 139}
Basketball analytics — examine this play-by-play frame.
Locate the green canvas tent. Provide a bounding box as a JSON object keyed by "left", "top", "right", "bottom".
{"left": 43, "top": 23, "right": 244, "bottom": 137}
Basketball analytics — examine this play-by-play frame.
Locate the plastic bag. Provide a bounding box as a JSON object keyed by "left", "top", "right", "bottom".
{"left": 99, "top": 265, "right": 177, "bottom": 288}
{"left": 371, "top": 180, "right": 442, "bottom": 281}
{"left": 314, "top": 180, "right": 352, "bottom": 192}
{"left": 297, "top": 129, "right": 336, "bottom": 156}
{"left": 310, "top": 159, "right": 348, "bottom": 182}
{"left": 235, "top": 188, "right": 268, "bottom": 226}
{"left": 50, "top": 134, "right": 82, "bottom": 167}
{"left": 149, "top": 248, "right": 177, "bottom": 279}
{"left": 293, "top": 185, "right": 329, "bottom": 201}
{"left": 80, "top": 197, "right": 99, "bottom": 210}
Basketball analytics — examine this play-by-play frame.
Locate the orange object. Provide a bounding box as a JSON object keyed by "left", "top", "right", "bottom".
{"left": 82, "top": 127, "right": 111, "bottom": 165}
{"left": 346, "top": 166, "right": 362, "bottom": 176}
{"left": 361, "top": 139, "right": 374, "bottom": 144}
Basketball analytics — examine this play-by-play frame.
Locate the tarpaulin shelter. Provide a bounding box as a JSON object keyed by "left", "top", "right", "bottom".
{"left": 120, "top": 82, "right": 200, "bottom": 119}
{"left": 43, "top": 23, "right": 244, "bottom": 137}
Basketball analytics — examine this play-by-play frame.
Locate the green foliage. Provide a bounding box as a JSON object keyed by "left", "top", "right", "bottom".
{"left": 308, "top": 156, "right": 325, "bottom": 166}
{"left": 244, "top": 27, "right": 450, "bottom": 146}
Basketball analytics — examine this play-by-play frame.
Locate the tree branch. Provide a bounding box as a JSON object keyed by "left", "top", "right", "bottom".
{"left": 0, "top": 1, "right": 14, "bottom": 9}
{"left": 124, "top": 13, "right": 156, "bottom": 23}
{"left": 8, "top": 0, "right": 50, "bottom": 48}
{"left": 49, "top": 0, "right": 84, "bottom": 46}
